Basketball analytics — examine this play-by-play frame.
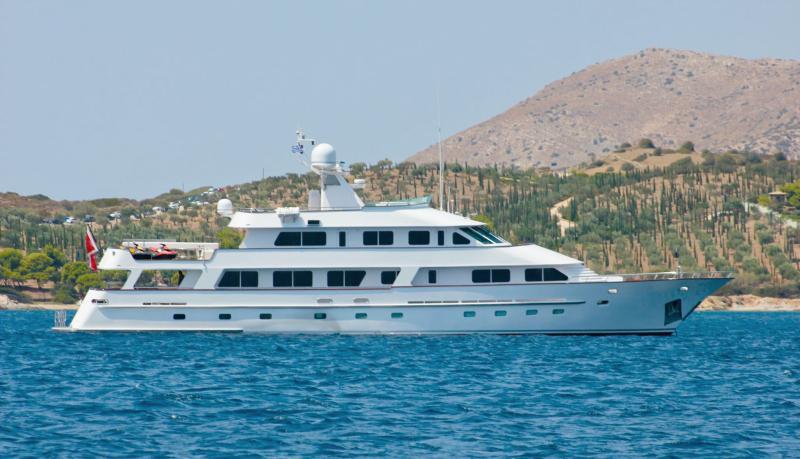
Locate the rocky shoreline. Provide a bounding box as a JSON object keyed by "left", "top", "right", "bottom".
{"left": 3, "top": 293, "right": 800, "bottom": 312}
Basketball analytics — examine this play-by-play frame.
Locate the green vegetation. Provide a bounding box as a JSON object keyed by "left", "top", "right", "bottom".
{"left": 2, "top": 148, "right": 800, "bottom": 301}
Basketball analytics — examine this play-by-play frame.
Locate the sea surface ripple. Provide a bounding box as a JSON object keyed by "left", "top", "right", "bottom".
{"left": 1, "top": 311, "right": 799, "bottom": 457}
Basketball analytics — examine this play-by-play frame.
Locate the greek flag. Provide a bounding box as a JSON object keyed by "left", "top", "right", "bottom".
{"left": 291, "top": 144, "right": 303, "bottom": 154}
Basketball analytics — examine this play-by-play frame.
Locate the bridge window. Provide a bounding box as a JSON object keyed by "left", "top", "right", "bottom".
{"left": 217, "top": 270, "right": 259, "bottom": 288}
{"left": 460, "top": 226, "right": 492, "bottom": 244}
{"left": 408, "top": 231, "right": 430, "bottom": 245}
{"left": 438, "top": 230, "right": 444, "bottom": 246}
{"left": 453, "top": 232, "right": 470, "bottom": 245}
{"left": 473, "top": 226, "right": 503, "bottom": 243}
{"left": 339, "top": 231, "right": 346, "bottom": 247}
{"left": 273, "top": 270, "right": 313, "bottom": 287}
{"left": 363, "top": 231, "right": 393, "bottom": 246}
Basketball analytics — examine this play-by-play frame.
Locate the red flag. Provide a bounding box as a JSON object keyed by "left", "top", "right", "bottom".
{"left": 85, "top": 226, "right": 100, "bottom": 272}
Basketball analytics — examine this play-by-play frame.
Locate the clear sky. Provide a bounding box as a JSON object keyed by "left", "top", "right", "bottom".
{"left": 2, "top": 0, "right": 799, "bottom": 200}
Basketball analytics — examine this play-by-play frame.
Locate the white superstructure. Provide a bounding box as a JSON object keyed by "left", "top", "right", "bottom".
{"left": 61, "top": 134, "right": 732, "bottom": 334}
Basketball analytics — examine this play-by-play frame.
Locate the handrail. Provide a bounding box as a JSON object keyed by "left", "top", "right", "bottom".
{"left": 576, "top": 271, "right": 734, "bottom": 282}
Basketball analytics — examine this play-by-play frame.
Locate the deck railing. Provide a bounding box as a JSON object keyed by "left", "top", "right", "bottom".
{"left": 618, "top": 271, "right": 734, "bottom": 282}
{"left": 576, "top": 271, "right": 733, "bottom": 282}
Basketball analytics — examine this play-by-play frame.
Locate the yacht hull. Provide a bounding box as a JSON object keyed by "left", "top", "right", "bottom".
{"left": 63, "top": 277, "right": 729, "bottom": 334}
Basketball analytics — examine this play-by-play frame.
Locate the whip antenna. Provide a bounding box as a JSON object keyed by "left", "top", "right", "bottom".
{"left": 437, "top": 85, "right": 444, "bottom": 211}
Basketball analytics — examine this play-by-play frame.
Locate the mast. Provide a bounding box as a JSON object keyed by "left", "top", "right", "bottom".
{"left": 437, "top": 87, "right": 444, "bottom": 211}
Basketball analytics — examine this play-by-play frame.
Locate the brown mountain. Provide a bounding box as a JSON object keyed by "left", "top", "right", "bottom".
{"left": 409, "top": 48, "right": 800, "bottom": 168}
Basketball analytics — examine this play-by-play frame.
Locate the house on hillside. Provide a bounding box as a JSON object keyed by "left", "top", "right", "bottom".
{"left": 769, "top": 190, "right": 788, "bottom": 205}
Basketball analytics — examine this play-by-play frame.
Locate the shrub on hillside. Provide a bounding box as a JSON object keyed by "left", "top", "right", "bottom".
{"left": 638, "top": 138, "right": 655, "bottom": 148}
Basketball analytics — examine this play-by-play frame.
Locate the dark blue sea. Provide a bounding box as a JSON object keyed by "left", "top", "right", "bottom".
{"left": 1, "top": 312, "right": 799, "bottom": 457}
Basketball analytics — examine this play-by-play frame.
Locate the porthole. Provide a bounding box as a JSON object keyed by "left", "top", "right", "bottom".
{"left": 219, "top": 313, "right": 232, "bottom": 320}
{"left": 259, "top": 313, "right": 272, "bottom": 320}
{"left": 494, "top": 310, "right": 507, "bottom": 317}
{"left": 463, "top": 311, "right": 476, "bottom": 318}
{"left": 553, "top": 309, "right": 565, "bottom": 315}
{"left": 391, "top": 312, "right": 404, "bottom": 319}
{"left": 314, "top": 312, "right": 327, "bottom": 320}
{"left": 355, "top": 313, "right": 367, "bottom": 319}
{"left": 173, "top": 313, "right": 186, "bottom": 320}
{"left": 526, "top": 309, "right": 538, "bottom": 316}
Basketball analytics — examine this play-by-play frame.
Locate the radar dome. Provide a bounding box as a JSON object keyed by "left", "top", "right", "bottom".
{"left": 216, "top": 198, "right": 234, "bottom": 217}
{"left": 311, "top": 143, "right": 337, "bottom": 170}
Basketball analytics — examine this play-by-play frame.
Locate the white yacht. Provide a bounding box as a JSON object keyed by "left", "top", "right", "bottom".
{"left": 59, "top": 134, "right": 732, "bottom": 334}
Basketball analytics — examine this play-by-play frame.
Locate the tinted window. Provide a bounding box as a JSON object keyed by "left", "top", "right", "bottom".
{"left": 218, "top": 271, "right": 240, "bottom": 287}
{"left": 525, "top": 268, "right": 543, "bottom": 282}
{"left": 428, "top": 270, "right": 437, "bottom": 284}
{"left": 275, "top": 232, "right": 301, "bottom": 246}
{"left": 438, "top": 230, "right": 444, "bottom": 246}
{"left": 327, "top": 271, "right": 344, "bottom": 287}
{"left": 241, "top": 271, "right": 258, "bottom": 287}
{"left": 259, "top": 313, "right": 272, "bottom": 320}
{"left": 363, "top": 231, "right": 378, "bottom": 245}
{"left": 307, "top": 219, "right": 320, "bottom": 225}
{"left": 302, "top": 232, "right": 326, "bottom": 246}
{"left": 460, "top": 226, "right": 491, "bottom": 243}
{"left": 474, "top": 226, "right": 503, "bottom": 243}
{"left": 355, "top": 313, "right": 367, "bottom": 319}
{"left": 379, "top": 231, "right": 393, "bottom": 245}
{"left": 345, "top": 271, "right": 366, "bottom": 287}
{"left": 553, "top": 308, "right": 565, "bottom": 315}
{"left": 526, "top": 309, "right": 538, "bottom": 315}
{"left": 408, "top": 231, "right": 430, "bottom": 245}
{"left": 381, "top": 270, "right": 398, "bottom": 285}
{"left": 339, "top": 231, "right": 346, "bottom": 247}
{"left": 173, "top": 313, "right": 186, "bottom": 320}
{"left": 273, "top": 271, "right": 292, "bottom": 287}
{"left": 314, "top": 312, "right": 327, "bottom": 319}
{"left": 463, "top": 311, "right": 476, "bottom": 318}
{"left": 492, "top": 269, "right": 510, "bottom": 283}
{"left": 219, "top": 313, "right": 231, "bottom": 320}
{"left": 494, "top": 310, "right": 507, "bottom": 317}
{"left": 391, "top": 312, "right": 403, "bottom": 319}
{"left": 472, "top": 269, "right": 491, "bottom": 283}
{"left": 543, "top": 268, "right": 568, "bottom": 281}
{"left": 293, "top": 271, "right": 313, "bottom": 287}
{"left": 453, "top": 232, "right": 470, "bottom": 245}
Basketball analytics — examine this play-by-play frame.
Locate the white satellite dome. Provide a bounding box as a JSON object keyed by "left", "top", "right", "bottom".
{"left": 311, "top": 143, "right": 337, "bottom": 170}
{"left": 216, "top": 198, "right": 234, "bottom": 217}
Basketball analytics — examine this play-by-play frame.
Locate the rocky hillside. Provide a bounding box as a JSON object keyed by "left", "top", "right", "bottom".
{"left": 410, "top": 48, "right": 800, "bottom": 168}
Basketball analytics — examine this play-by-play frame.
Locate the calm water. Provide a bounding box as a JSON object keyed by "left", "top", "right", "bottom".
{"left": 1, "top": 312, "right": 799, "bottom": 457}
